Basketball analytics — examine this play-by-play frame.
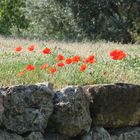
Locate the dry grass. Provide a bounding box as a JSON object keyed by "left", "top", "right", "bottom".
{"left": 0, "top": 36, "right": 140, "bottom": 88}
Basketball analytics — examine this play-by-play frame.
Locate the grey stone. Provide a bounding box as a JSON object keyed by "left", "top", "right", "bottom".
{"left": 85, "top": 83, "right": 140, "bottom": 127}
{"left": 0, "top": 89, "right": 4, "bottom": 125}
{"left": 0, "top": 130, "right": 24, "bottom": 140}
{"left": 40, "top": 82, "right": 54, "bottom": 90}
{"left": 45, "top": 133, "right": 67, "bottom": 140}
{"left": 2, "top": 83, "right": 54, "bottom": 134}
{"left": 111, "top": 127, "right": 140, "bottom": 140}
{"left": 81, "top": 127, "right": 111, "bottom": 140}
{"left": 25, "top": 132, "right": 44, "bottom": 140}
{"left": 52, "top": 86, "right": 92, "bottom": 137}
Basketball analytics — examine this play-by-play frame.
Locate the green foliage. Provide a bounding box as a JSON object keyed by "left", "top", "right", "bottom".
{"left": 0, "top": 0, "right": 29, "bottom": 35}
{"left": 22, "top": 0, "right": 140, "bottom": 43}
{"left": 22, "top": 0, "right": 84, "bottom": 40}
{"left": 55, "top": 0, "right": 140, "bottom": 43}
{"left": 0, "top": 0, "right": 140, "bottom": 43}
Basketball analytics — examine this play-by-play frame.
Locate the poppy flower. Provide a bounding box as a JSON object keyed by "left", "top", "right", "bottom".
{"left": 88, "top": 55, "right": 95, "bottom": 61}
{"left": 65, "top": 58, "right": 72, "bottom": 64}
{"left": 18, "top": 70, "right": 24, "bottom": 76}
{"left": 110, "top": 49, "right": 127, "bottom": 60}
{"left": 15, "top": 46, "right": 22, "bottom": 52}
{"left": 50, "top": 67, "right": 57, "bottom": 74}
{"left": 40, "top": 63, "right": 49, "bottom": 70}
{"left": 26, "top": 64, "right": 35, "bottom": 71}
{"left": 83, "top": 59, "right": 89, "bottom": 63}
{"left": 28, "top": 45, "right": 35, "bottom": 51}
{"left": 80, "top": 64, "right": 87, "bottom": 72}
{"left": 42, "top": 48, "right": 51, "bottom": 54}
{"left": 117, "top": 51, "right": 127, "bottom": 60}
{"left": 88, "top": 59, "right": 96, "bottom": 64}
{"left": 57, "top": 62, "right": 65, "bottom": 67}
{"left": 57, "top": 54, "right": 64, "bottom": 61}
{"left": 72, "top": 55, "right": 81, "bottom": 63}
{"left": 84, "top": 55, "right": 95, "bottom": 64}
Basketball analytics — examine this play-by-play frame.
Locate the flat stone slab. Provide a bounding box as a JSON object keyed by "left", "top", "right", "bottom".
{"left": 85, "top": 83, "right": 140, "bottom": 127}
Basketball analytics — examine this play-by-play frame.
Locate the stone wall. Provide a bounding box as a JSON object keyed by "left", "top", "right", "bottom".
{"left": 0, "top": 82, "right": 140, "bottom": 140}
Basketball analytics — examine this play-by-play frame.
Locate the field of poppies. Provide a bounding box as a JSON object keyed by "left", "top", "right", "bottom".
{"left": 0, "top": 36, "right": 140, "bottom": 88}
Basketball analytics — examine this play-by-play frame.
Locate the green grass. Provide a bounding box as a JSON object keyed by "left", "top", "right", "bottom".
{"left": 0, "top": 36, "right": 140, "bottom": 88}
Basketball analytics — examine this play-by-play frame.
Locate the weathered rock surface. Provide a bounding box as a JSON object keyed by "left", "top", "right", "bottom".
{"left": 45, "top": 133, "right": 68, "bottom": 140}
{"left": 2, "top": 83, "right": 54, "bottom": 134}
{"left": 81, "top": 127, "right": 111, "bottom": 140}
{"left": 25, "top": 132, "right": 44, "bottom": 140}
{"left": 86, "top": 83, "right": 140, "bottom": 127}
{"left": 51, "top": 86, "right": 92, "bottom": 137}
{"left": 110, "top": 127, "right": 140, "bottom": 140}
{"left": 0, "top": 82, "right": 140, "bottom": 140}
{"left": 0, "top": 130, "right": 24, "bottom": 140}
{"left": 0, "top": 89, "right": 4, "bottom": 125}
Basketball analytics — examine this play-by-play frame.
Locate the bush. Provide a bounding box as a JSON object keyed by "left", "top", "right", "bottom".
{"left": 0, "top": 0, "right": 29, "bottom": 35}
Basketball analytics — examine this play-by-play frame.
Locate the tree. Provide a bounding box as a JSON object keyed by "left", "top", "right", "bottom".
{"left": 0, "top": 0, "right": 29, "bottom": 34}
{"left": 55, "top": 0, "right": 140, "bottom": 43}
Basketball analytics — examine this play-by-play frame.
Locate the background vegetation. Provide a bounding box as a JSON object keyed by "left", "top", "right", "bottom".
{"left": 0, "top": 0, "right": 140, "bottom": 43}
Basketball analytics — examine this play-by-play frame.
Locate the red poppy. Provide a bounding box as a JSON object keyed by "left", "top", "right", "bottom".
{"left": 26, "top": 64, "right": 35, "bottom": 71}
{"left": 57, "top": 54, "right": 64, "bottom": 61}
{"left": 15, "top": 46, "right": 22, "bottom": 52}
{"left": 110, "top": 49, "right": 127, "bottom": 60}
{"left": 18, "top": 70, "right": 24, "bottom": 76}
{"left": 50, "top": 67, "right": 57, "bottom": 74}
{"left": 57, "top": 62, "right": 65, "bottom": 67}
{"left": 65, "top": 58, "right": 72, "bottom": 64}
{"left": 72, "top": 55, "right": 81, "bottom": 63}
{"left": 88, "top": 55, "right": 95, "bottom": 61}
{"left": 28, "top": 45, "right": 35, "bottom": 51}
{"left": 40, "top": 63, "right": 49, "bottom": 70}
{"left": 88, "top": 59, "right": 96, "bottom": 64}
{"left": 83, "top": 59, "right": 89, "bottom": 63}
{"left": 42, "top": 48, "right": 51, "bottom": 54}
{"left": 84, "top": 55, "right": 95, "bottom": 64}
{"left": 80, "top": 64, "right": 87, "bottom": 72}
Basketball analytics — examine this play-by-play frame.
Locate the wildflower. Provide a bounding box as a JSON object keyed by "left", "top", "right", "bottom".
{"left": 50, "top": 67, "right": 57, "bottom": 74}
{"left": 28, "top": 45, "right": 35, "bottom": 51}
{"left": 57, "top": 54, "right": 64, "bottom": 61}
{"left": 57, "top": 62, "right": 65, "bottom": 67}
{"left": 40, "top": 63, "right": 49, "bottom": 70}
{"left": 88, "top": 55, "right": 95, "bottom": 61}
{"left": 88, "top": 59, "right": 96, "bottom": 64}
{"left": 72, "top": 55, "right": 81, "bottom": 63}
{"left": 42, "top": 48, "right": 51, "bottom": 54}
{"left": 65, "top": 58, "right": 72, "bottom": 64}
{"left": 26, "top": 64, "right": 35, "bottom": 71}
{"left": 18, "top": 70, "right": 24, "bottom": 76}
{"left": 15, "top": 46, "right": 22, "bottom": 52}
{"left": 84, "top": 55, "right": 95, "bottom": 64}
{"left": 110, "top": 49, "right": 127, "bottom": 60}
{"left": 80, "top": 64, "right": 87, "bottom": 72}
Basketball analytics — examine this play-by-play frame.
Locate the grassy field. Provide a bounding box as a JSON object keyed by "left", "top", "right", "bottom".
{"left": 0, "top": 36, "right": 140, "bottom": 89}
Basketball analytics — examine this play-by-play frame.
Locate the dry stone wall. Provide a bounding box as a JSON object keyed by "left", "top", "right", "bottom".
{"left": 0, "top": 82, "right": 140, "bottom": 140}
